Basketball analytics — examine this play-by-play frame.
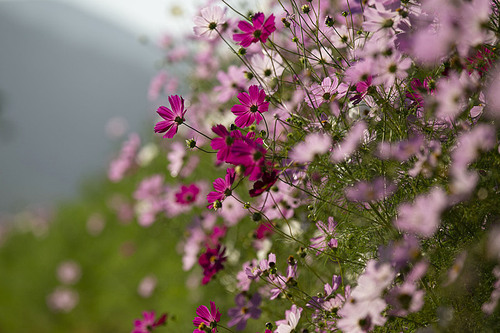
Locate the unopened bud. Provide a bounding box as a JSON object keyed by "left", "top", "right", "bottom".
{"left": 252, "top": 212, "right": 262, "bottom": 222}
{"left": 238, "top": 47, "right": 247, "bottom": 56}
{"left": 186, "top": 139, "right": 197, "bottom": 149}
{"left": 325, "top": 16, "right": 334, "bottom": 27}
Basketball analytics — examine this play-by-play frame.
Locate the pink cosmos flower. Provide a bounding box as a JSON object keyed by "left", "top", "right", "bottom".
{"left": 132, "top": 311, "right": 167, "bottom": 333}
{"left": 210, "top": 125, "right": 243, "bottom": 163}
{"left": 227, "top": 293, "right": 262, "bottom": 330}
{"left": 306, "top": 76, "right": 348, "bottom": 109}
{"left": 233, "top": 13, "right": 276, "bottom": 47}
{"left": 207, "top": 168, "right": 236, "bottom": 210}
{"left": 345, "top": 177, "right": 396, "bottom": 203}
{"left": 363, "top": 2, "right": 400, "bottom": 32}
{"left": 249, "top": 169, "right": 279, "bottom": 197}
{"left": 275, "top": 304, "right": 302, "bottom": 333}
{"left": 269, "top": 263, "right": 297, "bottom": 300}
{"left": 331, "top": 121, "right": 368, "bottom": 163}
{"left": 154, "top": 95, "right": 186, "bottom": 139}
{"left": 310, "top": 217, "right": 338, "bottom": 255}
{"left": 193, "top": 6, "right": 226, "bottom": 40}
{"left": 373, "top": 53, "right": 412, "bottom": 88}
{"left": 193, "top": 301, "right": 221, "bottom": 333}
{"left": 229, "top": 136, "right": 267, "bottom": 181}
{"left": 198, "top": 245, "right": 227, "bottom": 285}
{"left": 108, "top": 133, "right": 140, "bottom": 182}
{"left": 231, "top": 85, "right": 269, "bottom": 128}
{"left": 289, "top": 133, "right": 332, "bottom": 163}
{"left": 394, "top": 187, "right": 448, "bottom": 238}
{"left": 376, "top": 135, "right": 424, "bottom": 161}
{"left": 175, "top": 184, "right": 200, "bottom": 205}
{"left": 214, "top": 65, "right": 246, "bottom": 103}
{"left": 46, "top": 287, "right": 79, "bottom": 313}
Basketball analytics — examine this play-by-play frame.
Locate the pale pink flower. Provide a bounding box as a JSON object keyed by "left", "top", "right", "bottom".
{"left": 56, "top": 260, "right": 81, "bottom": 285}
{"left": 289, "top": 133, "right": 332, "bottom": 163}
{"left": 306, "top": 76, "right": 347, "bottom": 109}
{"left": 373, "top": 53, "right": 412, "bottom": 88}
{"left": 193, "top": 6, "right": 226, "bottom": 40}
{"left": 363, "top": 2, "right": 400, "bottom": 33}
{"left": 275, "top": 304, "right": 302, "bottom": 333}
{"left": 137, "top": 275, "right": 157, "bottom": 298}
{"left": 47, "top": 287, "right": 79, "bottom": 313}
{"left": 394, "top": 187, "right": 448, "bottom": 238}
{"left": 331, "top": 121, "right": 367, "bottom": 163}
{"left": 108, "top": 133, "right": 140, "bottom": 182}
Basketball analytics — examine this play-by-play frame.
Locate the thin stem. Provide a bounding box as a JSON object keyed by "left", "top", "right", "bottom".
{"left": 183, "top": 123, "right": 213, "bottom": 141}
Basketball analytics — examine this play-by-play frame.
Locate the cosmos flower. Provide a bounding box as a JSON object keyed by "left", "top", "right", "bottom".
{"left": 207, "top": 168, "right": 236, "bottom": 210}
{"left": 233, "top": 13, "right": 276, "bottom": 47}
{"left": 132, "top": 311, "right": 167, "bottom": 333}
{"left": 275, "top": 304, "right": 302, "bottom": 333}
{"left": 227, "top": 293, "right": 262, "bottom": 330}
{"left": 289, "top": 132, "right": 332, "bottom": 163}
{"left": 193, "top": 301, "right": 221, "bottom": 333}
{"left": 193, "top": 6, "right": 226, "bottom": 40}
{"left": 231, "top": 85, "right": 269, "bottom": 128}
{"left": 198, "top": 245, "right": 227, "bottom": 285}
{"left": 175, "top": 184, "right": 200, "bottom": 205}
{"left": 210, "top": 125, "right": 243, "bottom": 163}
{"left": 154, "top": 95, "right": 187, "bottom": 139}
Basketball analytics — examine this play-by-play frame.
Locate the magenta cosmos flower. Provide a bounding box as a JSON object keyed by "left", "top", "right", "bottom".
{"left": 154, "top": 95, "right": 186, "bottom": 139}
{"left": 207, "top": 168, "right": 236, "bottom": 210}
{"left": 193, "top": 301, "right": 221, "bottom": 333}
{"left": 132, "top": 311, "right": 167, "bottom": 333}
{"left": 210, "top": 125, "right": 243, "bottom": 163}
{"left": 198, "top": 244, "right": 227, "bottom": 285}
{"left": 231, "top": 85, "right": 269, "bottom": 128}
{"left": 233, "top": 12, "right": 276, "bottom": 47}
{"left": 175, "top": 184, "right": 200, "bottom": 205}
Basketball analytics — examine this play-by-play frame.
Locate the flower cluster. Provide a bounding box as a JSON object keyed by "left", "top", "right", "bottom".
{"left": 129, "top": 0, "right": 500, "bottom": 332}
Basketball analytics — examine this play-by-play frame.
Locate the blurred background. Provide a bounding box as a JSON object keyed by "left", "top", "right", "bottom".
{"left": 0, "top": 0, "right": 210, "bottom": 331}
{"left": 0, "top": 0, "right": 197, "bottom": 215}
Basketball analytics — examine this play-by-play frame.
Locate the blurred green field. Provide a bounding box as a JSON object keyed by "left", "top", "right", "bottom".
{"left": 0, "top": 147, "right": 204, "bottom": 332}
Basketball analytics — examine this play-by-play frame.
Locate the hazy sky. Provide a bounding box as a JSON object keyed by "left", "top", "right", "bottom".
{"left": 1, "top": 0, "right": 202, "bottom": 38}
{"left": 0, "top": 0, "right": 199, "bottom": 215}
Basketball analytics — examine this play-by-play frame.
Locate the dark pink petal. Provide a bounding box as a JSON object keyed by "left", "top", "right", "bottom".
{"left": 196, "top": 305, "right": 211, "bottom": 321}
{"left": 248, "top": 85, "right": 259, "bottom": 97}
{"left": 235, "top": 114, "right": 253, "bottom": 128}
{"left": 157, "top": 106, "right": 175, "bottom": 120}
{"left": 212, "top": 178, "right": 227, "bottom": 192}
{"left": 154, "top": 121, "right": 173, "bottom": 133}
{"left": 253, "top": 113, "right": 263, "bottom": 124}
{"left": 262, "top": 14, "right": 276, "bottom": 35}
{"left": 233, "top": 33, "right": 255, "bottom": 47}
{"left": 237, "top": 91, "right": 252, "bottom": 106}
{"left": 193, "top": 317, "right": 205, "bottom": 327}
{"left": 210, "top": 137, "right": 226, "bottom": 150}
{"left": 212, "top": 124, "right": 229, "bottom": 137}
{"left": 207, "top": 191, "right": 224, "bottom": 203}
{"left": 259, "top": 102, "right": 269, "bottom": 113}
{"left": 163, "top": 124, "right": 178, "bottom": 138}
{"left": 252, "top": 13, "right": 265, "bottom": 29}
{"left": 257, "top": 89, "right": 267, "bottom": 103}
{"left": 237, "top": 20, "right": 254, "bottom": 33}
{"left": 211, "top": 301, "right": 221, "bottom": 322}
{"left": 231, "top": 104, "right": 249, "bottom": 115}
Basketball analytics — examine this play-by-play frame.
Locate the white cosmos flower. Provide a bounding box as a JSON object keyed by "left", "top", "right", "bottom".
{"left": 193, "top": 6, "right": 226, "bottom": 40}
